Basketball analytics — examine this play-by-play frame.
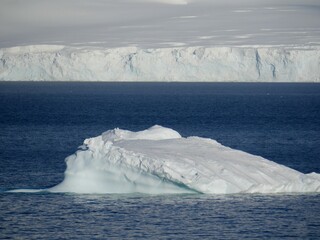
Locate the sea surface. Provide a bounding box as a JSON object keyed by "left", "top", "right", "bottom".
{"left": 0, "top": 82, "right": 320, "bottom": 239}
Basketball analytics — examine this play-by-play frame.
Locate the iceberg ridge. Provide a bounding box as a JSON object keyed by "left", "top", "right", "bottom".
{"left": 1, "top": 45, "right": 319, "bottom": 82}
{"left": 49, "top": 125, "right": 320, "bottom": 194}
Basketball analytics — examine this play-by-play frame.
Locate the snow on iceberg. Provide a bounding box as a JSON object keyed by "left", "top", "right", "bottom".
{"left": 49, "top": 125, "right": 320, "bottom": 194}
{"left": 0, "top": 45, "right": 319, "bottom": 82}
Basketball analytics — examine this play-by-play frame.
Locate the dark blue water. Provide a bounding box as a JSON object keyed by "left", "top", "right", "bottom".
{"left": 0, "top": 82, "right": 320, "bottom": 239}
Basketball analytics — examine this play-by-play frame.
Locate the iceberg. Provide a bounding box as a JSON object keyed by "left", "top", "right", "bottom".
{"left": 49, "top": 125, "right": 320, "bottom": 194}
{"left": 0, "top": 45, "right": 319, "bottom": 82}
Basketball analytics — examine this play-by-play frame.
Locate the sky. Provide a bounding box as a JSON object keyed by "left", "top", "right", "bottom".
{"left": 0, "top": 0, "right": 320, "bottom": 48}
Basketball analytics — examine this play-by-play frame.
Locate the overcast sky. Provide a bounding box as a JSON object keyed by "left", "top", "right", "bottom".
{"left": 1, "top": 0, "right": 320, "bottom": 48}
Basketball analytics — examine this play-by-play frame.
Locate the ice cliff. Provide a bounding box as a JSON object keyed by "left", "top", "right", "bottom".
{"left": 48, "top": 125, "right": 320, "bottom": 194}
{"left": 0, "top": 45, "right": 319, "bottom": 82}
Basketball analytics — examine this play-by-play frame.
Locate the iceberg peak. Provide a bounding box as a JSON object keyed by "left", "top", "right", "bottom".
{"left": 101, "top": 125, "right": 182, "bottom": 142}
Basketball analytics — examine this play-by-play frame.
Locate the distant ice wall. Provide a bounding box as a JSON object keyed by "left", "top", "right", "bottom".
{"left": 0, "top": 45, "right": 319, "bottom": 82}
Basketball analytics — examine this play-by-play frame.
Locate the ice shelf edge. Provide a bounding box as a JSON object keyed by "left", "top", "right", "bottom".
{"left": 0, "top": 45, "right": 319, "bottom": 82}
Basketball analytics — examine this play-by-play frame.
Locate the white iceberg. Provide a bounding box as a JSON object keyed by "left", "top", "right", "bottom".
{"left": 1, "top": 45, "right": 319, "bottom": 82}
{"left": 49, "top": 125, "right": 320, "bottom": 194}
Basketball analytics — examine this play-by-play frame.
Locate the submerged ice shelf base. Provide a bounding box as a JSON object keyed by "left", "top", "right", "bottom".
{"left": 0, "top": 45, "right": 319, "bottom": 82}
{"left": 47, "top": 126, "right": 320, "bottom": 194}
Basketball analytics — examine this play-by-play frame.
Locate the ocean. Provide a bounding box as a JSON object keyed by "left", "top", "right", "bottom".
{"left": 0, "top": 82, "right": 319, "bottom": 239}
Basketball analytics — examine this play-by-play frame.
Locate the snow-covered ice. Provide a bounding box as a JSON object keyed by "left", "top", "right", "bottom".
{"left": 0, "top": 0, "right": 319, "bottom": 82}
{"left": 1, "top": 45, "right": 319, "bottom": 82}
{"left": 48, "top": 125, "right": 320, "bottom": 194}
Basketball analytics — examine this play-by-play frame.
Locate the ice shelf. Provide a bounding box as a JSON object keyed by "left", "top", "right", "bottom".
{"left": 1, "top": 45, "right": 319, "bottom": 82}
